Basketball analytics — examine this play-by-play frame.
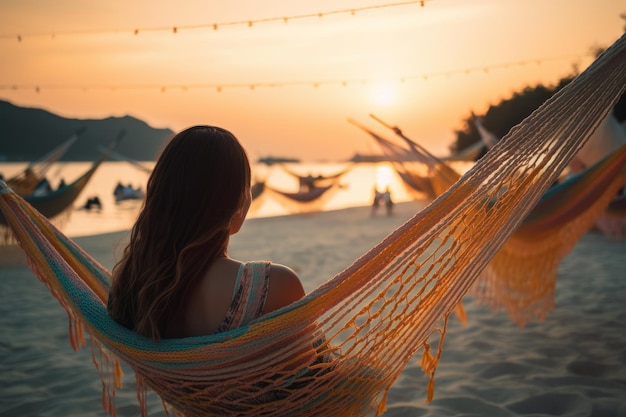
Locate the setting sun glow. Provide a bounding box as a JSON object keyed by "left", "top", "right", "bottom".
{"left": 375, "top": 164, "right": 394, "bottom": 190}
{"left": 370, "top": 82, "right": 397, "bottom": 107}
{"left": 0, "top": 0, "right": 624, "bottom": 161}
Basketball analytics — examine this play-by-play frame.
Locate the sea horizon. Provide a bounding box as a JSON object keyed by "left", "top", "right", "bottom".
{"left": 1, "top": 159, "right": 464, "bottom": 237}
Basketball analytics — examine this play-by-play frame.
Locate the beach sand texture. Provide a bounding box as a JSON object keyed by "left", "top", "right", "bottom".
{"left": 1, "top": 202, "right": 625, "bottom": 416}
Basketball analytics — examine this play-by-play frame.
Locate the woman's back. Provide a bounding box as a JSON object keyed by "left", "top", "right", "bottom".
{"left": 165, "top": 258, "right": 304, "bottom": 338}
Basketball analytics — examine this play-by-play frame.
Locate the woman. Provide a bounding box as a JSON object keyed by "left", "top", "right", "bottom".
{"left": 108, "top": 125, "right": 305, "bottom": 340}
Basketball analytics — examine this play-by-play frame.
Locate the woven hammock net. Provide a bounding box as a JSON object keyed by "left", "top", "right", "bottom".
{"left": 1, "top": 34, "right": 626, "bottom": 417}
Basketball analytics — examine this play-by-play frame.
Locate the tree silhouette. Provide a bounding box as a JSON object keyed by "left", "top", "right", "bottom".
{"left": 451, "top": 76, "right": 573, "bottom": 159}
{"left": 454, "top": 19, "right": 626, "bottom": 158}
{"left": 451, "top": 39, "right": 626, "bottom": 159}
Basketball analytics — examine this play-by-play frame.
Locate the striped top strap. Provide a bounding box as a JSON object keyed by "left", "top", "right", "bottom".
{"left": 218, "top": 261, "right": 271, "bottom": 332}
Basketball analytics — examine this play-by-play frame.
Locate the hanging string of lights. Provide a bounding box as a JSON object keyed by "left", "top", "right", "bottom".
{"left": 1, "top": 0, "right": 430, "bottom": 42}
{"left": 0, "top": 54, "right": 587, "bottom": 94}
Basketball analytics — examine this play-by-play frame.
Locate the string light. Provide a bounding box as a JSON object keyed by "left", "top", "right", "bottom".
{"left": 0, "top": 54, "right": 588, "bottom": 94}
{"left": 0, "top": 1, "right": 432, "bottom": 41}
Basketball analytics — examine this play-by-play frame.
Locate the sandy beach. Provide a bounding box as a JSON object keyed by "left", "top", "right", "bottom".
{"left": 1, "top": 201, "right": 625, "bottom": 417}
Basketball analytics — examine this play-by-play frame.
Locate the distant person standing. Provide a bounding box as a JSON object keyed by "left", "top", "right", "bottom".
{"left": 371, "top": 187, "right": 382, "bottom": 216}
{"left": 382, "top": 187, "right": 393, "bottom": 216}
{"left": 114, "top": 182, "right": 124, "bottom": 198}
{"left": 301, "top": 174, "right": 315, "bottom": 192}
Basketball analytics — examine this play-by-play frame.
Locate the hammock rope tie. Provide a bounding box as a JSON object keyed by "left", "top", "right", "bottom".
{"left": 0, "top": 32, "right": 626, "bottom": 417}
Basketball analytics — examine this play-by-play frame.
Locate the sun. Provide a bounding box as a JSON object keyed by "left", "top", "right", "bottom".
{"left": 375, "top": 163, "right": 394, "bottom": 190}
{"left": 370, "top": 82, "right": 397, "bottom": 107}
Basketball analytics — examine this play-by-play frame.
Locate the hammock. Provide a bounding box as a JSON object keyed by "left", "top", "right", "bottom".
{"left": 368, "top": 114, "right": 484, "bottom": 163}
{"left": 0, "top": 136, "right": 122, "bottom": 245}
{"left": 278, "top": 163, "right": 353, "bottom": 190}
{"left": 350, "top": 119, "right": 459, "bottom": 200}
{"left": 264, "top": 183, "right": 339, "bottom": 213}
{"left": 263, "top": 165, "right": 350, "bottom": 213}
{"left": 1, "top": 33, "right": 625, "bottom": 417}
{"left": 607, "top": 192, "right": 626, "bottom": 214}
{"left": 1, "top": 158, "right": 100, "bottom": 225}
{"left": 369, "top": 114, "right": 465, "bottom": 189}
{"left": 598, "top": 192, "right": 626, "bottom": 238}
{"left": 474, "top": 143, "right": 626, "bottom": 325}
{"left": 248, "top": 180, "right": 268, "bottom": 213}
{"left": 473, "top": 100, "right": 626, "bottom": 240}
{"left": 99, "top": 148, "right": 154, "bottom": 175}
{"left": 358, "top": 115, "right": 626, "bottom": 323}
{"left": 364, "top": 110, "right": 626, "bottom": 325}
{"left": 395, "top": 137, "right": 460, "bottom": 199}
{"left": 349, "top": 119, "right": 435, "bottom": 199}
{"left": 5, "top": 129, "right": 83, "bottom": 196}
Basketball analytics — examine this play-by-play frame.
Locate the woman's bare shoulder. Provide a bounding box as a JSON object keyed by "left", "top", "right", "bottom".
{"left": 263, "top": 263, "right": 305, "bottom": 314}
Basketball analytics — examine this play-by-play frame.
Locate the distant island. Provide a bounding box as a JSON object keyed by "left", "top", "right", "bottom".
{"left": 0, "top": 100, "right": 174, "bottom": 162}
{"left": 348, "top": 152, "right": 388, "bottom": 163}
{"left": 256, "top": 156, "right": 301, "bottom": 165}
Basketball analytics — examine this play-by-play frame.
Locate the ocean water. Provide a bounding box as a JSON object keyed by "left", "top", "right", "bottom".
{"left": 0, "top": 160, "right": 422, "bottom": 237}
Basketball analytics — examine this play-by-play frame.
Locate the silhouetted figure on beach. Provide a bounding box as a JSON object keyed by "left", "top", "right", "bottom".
{"left": 371, "top": 187, "right": 382, "bottom": 216}
{"left": 114, "top": 182, "right": 124, "bottom": 198}
{"left": 82, "top": 196, "right": 102, "bottom": 211}
{"left": 382, "top": 187, "right": 393, "bottom": 216}
{"left": 371, "top": 187, "right": 393, "bottom": 217}
{"left": 300, "top": 174, "right": 315, "bottom": 192}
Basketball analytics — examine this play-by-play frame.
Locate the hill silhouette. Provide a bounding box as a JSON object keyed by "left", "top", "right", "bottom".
{"left": 0, "top": 100, "right": 174, "bottom": 161}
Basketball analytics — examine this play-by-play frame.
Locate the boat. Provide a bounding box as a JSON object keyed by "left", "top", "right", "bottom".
{"left": 114, "top": 183, "right": 145, "bottom": 202}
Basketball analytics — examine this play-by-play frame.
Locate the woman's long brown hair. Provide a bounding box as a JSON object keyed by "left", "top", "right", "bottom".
{"left": 108, "top": 126, "right": 251, "bottom": 339}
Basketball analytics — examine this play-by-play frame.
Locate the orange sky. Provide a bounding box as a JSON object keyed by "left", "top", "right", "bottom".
{"left": 1, "top": 0, "right": 624, "bottom": 161}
